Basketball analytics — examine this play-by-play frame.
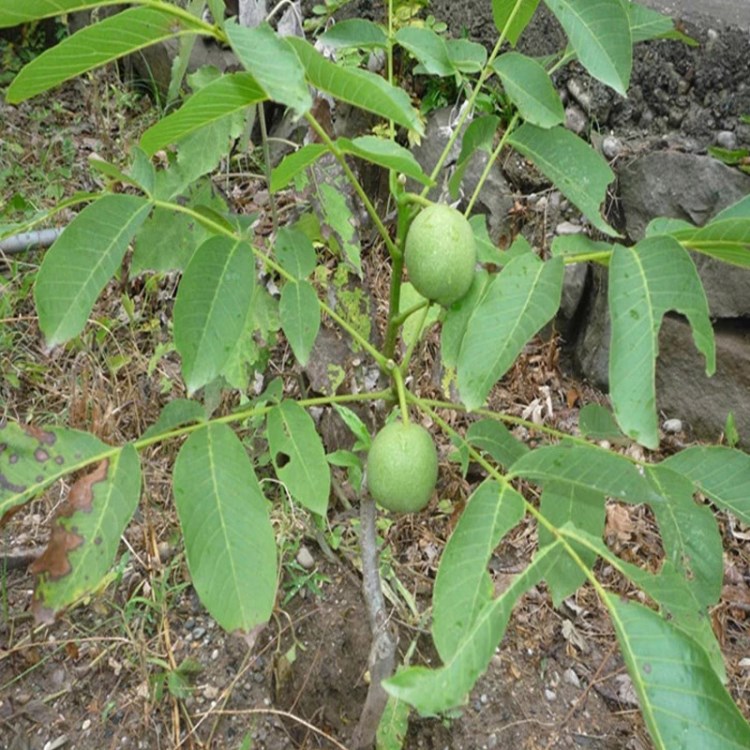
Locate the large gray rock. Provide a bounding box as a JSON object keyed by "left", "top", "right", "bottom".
{"left": 618, "top": 151, "right": 750, "bottom": 318}
{"left": 619, "top": 151, "right": 750, "bottom": 240}
{"left": 656, "top": 316, "right": 750, "bottom": 443}
{"left": 410, "top": 107, "right": 514, "bottom": 242}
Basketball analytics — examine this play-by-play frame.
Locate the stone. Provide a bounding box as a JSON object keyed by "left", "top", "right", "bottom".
{"left": 602, "top": 135, "right": 623, "bottom": 160}
{"left": 558, "top": 263, "right": 590, "bottom": 330}
{"left": 655, "top": 317, "right": 750, "bottom": 444}
{"left": 662, "top": 418, "right": 683, "bottom": 434}
{"left": 618, "top": 151, "right": 750, "bottom": 317}
{"left": 716, "top": 130, "right": 738, "bottom": 150}
{"left": 296, "top": 545, "right": 315, "bottom": 570}
{"left": 565, "top": 104, "right": 588, "bottom": 135}
{"left": 408, "top": 107, "right": 515, "bottom": 243}
{"left": 618, "top": 151, "right": 750, "bottom": 241}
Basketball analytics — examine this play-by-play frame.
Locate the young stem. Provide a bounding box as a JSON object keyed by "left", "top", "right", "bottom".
{"left": 257, "top": 103, "right": 279, "bottom": 234}
{"left": 303, "top": 114, "right": 398, "bottom": 259}
{"left": 390, "top": 364, "right": 410, "bottom": 425}
{"left": 465, "top": 112, "right": 519, "bottom": 216}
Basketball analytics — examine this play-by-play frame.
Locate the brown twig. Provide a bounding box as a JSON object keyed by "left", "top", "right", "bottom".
{"left": 350, "top": 496, "right": 398, "bottom": 749}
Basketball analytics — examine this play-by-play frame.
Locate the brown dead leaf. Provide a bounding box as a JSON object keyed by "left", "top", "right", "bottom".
{"left": 606, "top": 504, "right": 635, "bottom": 542}
{"left": 29, "top": 460, "right": 109, "bottom": 581}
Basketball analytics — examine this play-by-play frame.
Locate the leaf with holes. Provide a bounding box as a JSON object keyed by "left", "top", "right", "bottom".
{"left": 609, "top": 236, "right": 715, "bottom": 448}
{"left": 266, "top": 401, "right": 330, "bottom": 515}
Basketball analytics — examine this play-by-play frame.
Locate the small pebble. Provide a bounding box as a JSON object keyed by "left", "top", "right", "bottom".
{"left": 663, "top": 418, "right": 683, "bottom": 434}
{"left": 544, "top": 689, "right": 557, "bottom": 701}
{"left": 185, "top": 618, "right": 196, "bottom": 631}
{"left": 716, "top": 130, "right": 738, "bottom": 150}
{"left": 203, "top": 685, "right": 219, "bottom": 700}
{"left": 556, "top": 221, "right": 584, "bottom": 235}
{"left": 565, "top": 104, "right": 587, "bottom": 135}
{"left": 192, "top": 627, "right": 206, "bottom": 640}
{"left": 296, "top": 546, "right": 315, "bottom": 570}
{"left": 82, "top": 719, "right": 92, "bottom": 731}
{"left": 211, "top": 649, "right": 219, "bottom": 661}
{"left": 563, "top": 668, "right": 581, "bottom": 688}
{"left": 602, "top": 135, "right": 623, "bottom": 160}
{"left": 480, "top": 693, "right": 488, "bottom": 704}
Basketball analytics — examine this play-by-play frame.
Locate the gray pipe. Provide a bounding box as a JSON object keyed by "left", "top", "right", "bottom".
{"left": 0, "top": 228, "right": 62, "bottom": 254}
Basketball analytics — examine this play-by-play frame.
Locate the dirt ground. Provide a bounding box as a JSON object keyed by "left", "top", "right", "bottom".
{"left": 2, "top": 12, "right": 750, "bottom": 750}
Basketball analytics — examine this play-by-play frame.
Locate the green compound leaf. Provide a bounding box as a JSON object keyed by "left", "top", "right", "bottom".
{"left": 432, "top": 481, "right": 525, "bottom": 661}
{"left": 644, "top": 465, "right": 723, "bottom": 610}
{"left": 508, "top": 124, "right": 616, "bottom": 236}
{"left": 287, "top": 37, "right": 424, "bottom": 135}
{"left": 35, "top": 194, "right": 152, "bottom": 347}
{"left": 508, "top": 443, "right": 657, "bottom": 504}
{"left": 270, "top": 144, "right": 328, "bottom": 193}
{"left": 663, "top": 446, "right": 750, "bottom": 526}
{"left": 458, "top": 254, "right": 563, "bottom": 410}
{"left": 395, "top": 26, "right": 455, "bottom": 77}
{"left": 337, "top": 136, "right": 432, "bottom": 186}
{"left": 561, "top": 524, "right": 725, "bottom": 681}
{"left": 607, "top": 593, "right": 750, "bottom": 750}
{"left": 492, "top": 52, "right": 564, "bottom": 128}
{"left": 267, "top": 401, "right": 330, "bottom": 515}
{"left": 491, "top": 0, "right": 542, "bottom": 46}
{"left": 7, "top": 6, "right": 205, "bottom": 102}
{"left": 669, "top": 203, "right": 750, "bottom": 267}
{"left": 174, "top": 237, "right": 255, "bottom": 394}
{"left": 274, "top": 227, "right": 317, "bottom": 280}
{"left": 465, "top": 419, "right": 528, "bottom": 469}
{"left": 173, "top": 424, "right": 277, "bottom": 633}
{"left": 384, "top": 542, "right": 559, "bottom": 715}
{"left": 609, "top": 237, "right": 715, "bottom": 449}
{"left": 320, "top": 19, "right": 388, "bottom": 50}
{"left": 627, "top": 2, "right": 676, "bottom": 43}
{"left": 0, "top": 421, "right": 108, "bottom": 520}
{"left": 32, "top": 446, "right": 141, "bottom": 623}
{"left": 279, "top": 279, "right": 321, "bottom": 366}
{"left": 0, "top": 0, "right": 121, "bottom": 26}
{"left": 538, "top": 482, "right": 605, "bottom": 606}
{"left": 226, "top": 21, "right": 311, "bottom": 115}
{"left": 578, "top": 403, "right": 624, "bottom": 441}
{"left": 544, "top": 0, "right": 632, "bottom": 95}
{"left": 142, "top": 399, "right": 206, "bottom": 441}
{"left": 140, "top": 73, "right": 266, "bottom": 156}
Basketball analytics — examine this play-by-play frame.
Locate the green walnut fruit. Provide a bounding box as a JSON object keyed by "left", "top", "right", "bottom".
{"left": 404, "top": 203, "right": 477, "bottom": 307}
{"left": 367, "top": 421, "right": 438, "bottom": 513}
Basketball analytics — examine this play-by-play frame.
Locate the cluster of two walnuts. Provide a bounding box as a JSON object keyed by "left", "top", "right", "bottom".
{"left": 367, "top": 204, "right": 476, "bottom": 513}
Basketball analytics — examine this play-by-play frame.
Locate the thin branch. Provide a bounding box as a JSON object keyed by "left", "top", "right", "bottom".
{"left": 351, "top": 496, "right": 398, "bottom": 749}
